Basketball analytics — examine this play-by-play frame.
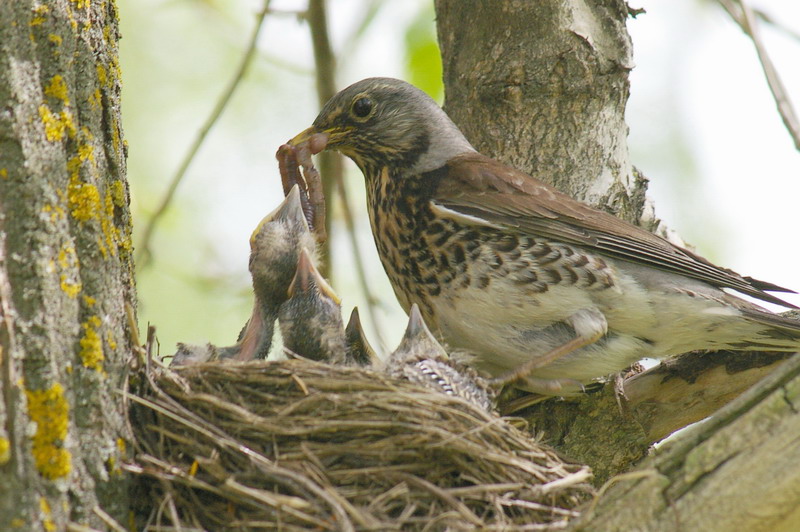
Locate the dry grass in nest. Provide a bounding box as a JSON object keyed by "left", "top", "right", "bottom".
{"left": 125, "top": 359, "right": 593, "bottom": 531}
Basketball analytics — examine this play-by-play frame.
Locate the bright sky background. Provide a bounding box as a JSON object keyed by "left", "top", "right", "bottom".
{"left": 119, "top": 0, "right": 800, "bottom": 357}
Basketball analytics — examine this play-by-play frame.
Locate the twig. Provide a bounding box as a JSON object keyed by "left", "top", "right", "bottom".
{"left": 126, "top": 389, "right": 356, "bottom": 531}
{"left": 754, "top": 8, "right": 800, "bottom": 43}
{"left": 92, "top": 506, "right": 128, "bottom": 532}
{"left": 145, "top": 324, "right": 157, "bottom": 375}
{"left": 136, "top": 1, "right": 273, "bottom": 269}
{"left": 717, "top": 0, "right": 800, "bottom": 151}
{"left": 306, "top": 0, "right": 387, "bottom": 347}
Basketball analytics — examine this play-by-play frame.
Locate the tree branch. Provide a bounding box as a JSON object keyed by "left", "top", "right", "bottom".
{"left": 574, "top": 352, "right": 800, "bottom": 531}
{"left": 717, "top": 0, "right": 800, "bottom": 151}
{"left": 515, "top": 347, "right": 795, "bottom": 484}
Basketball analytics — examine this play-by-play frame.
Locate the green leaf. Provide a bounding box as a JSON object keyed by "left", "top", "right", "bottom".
{"left": 404, "top": 6, "right": 443, "bottom": 103}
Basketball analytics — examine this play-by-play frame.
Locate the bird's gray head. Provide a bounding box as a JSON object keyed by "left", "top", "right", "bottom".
{"left": 290, "top": 77, "right": 475, "bottom": 177}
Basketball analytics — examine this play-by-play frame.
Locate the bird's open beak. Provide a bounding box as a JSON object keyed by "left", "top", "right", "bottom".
{"left": 288, "top": 127, "right": 330, "bottom": 155}
{"left": 288, "top": 247, "right": 341, "bottom": 305}
{"left": 250, "top": 185, "right": 309, "bottom": 246}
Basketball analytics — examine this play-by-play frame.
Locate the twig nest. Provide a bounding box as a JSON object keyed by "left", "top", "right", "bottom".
{"left": 128, "top": 359, "right": 593, "bottom": 530}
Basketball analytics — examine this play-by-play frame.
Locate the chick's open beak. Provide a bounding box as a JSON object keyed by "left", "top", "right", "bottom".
{"left": 288, "top": 127, "right": 330, "bottom": 155}
{"left": 287, "top": 247, "right": 341, "bottom": 305}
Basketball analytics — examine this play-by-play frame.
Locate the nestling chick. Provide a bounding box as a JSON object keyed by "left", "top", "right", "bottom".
{"left": 278, "top": 247, "right": 347, "bottom": 363}
{"left": 385, "top": 304, "right": 494, "bottom": 412}
{"left": 344, "top": 307, "right": 379, "bottom": 366}
{"left": 238, "top": 184, "right": 318, "bottom": 360}
{"left": 170, "top": 343, "right": 218, "bottom": 366}
{"left": 170, "top": 185, "right": 315, "bottom": 365}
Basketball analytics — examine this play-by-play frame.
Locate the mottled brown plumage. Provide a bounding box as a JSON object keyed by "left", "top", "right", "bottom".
{"left": 290, "top": 77, "right": 800, "bottom": 393}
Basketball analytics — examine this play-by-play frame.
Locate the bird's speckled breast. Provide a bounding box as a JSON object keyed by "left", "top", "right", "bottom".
{"left": 364, "top": 166, "right": 619, "bottom": 331}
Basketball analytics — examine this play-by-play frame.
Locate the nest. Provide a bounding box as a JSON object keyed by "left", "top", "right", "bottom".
{"left": 126, "top": 359, "right": 593, "bottom": 531}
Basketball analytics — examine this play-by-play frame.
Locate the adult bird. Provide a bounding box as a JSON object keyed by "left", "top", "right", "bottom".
{"left": 289, "top": 77, "right": 800, "bottom": 393}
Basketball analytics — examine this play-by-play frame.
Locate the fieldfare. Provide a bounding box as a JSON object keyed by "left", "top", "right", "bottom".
{"left": 171, "top": 185, "right": 316, "bottom": 365}
{"left": 278, "top": 247, "right": 347, "bottom": 363}
{"left": 289, "top": 77, "right": 800, "bottom": 394}
{"left": 385, "top": 304, "right": 493, "bottom": 411}
{"left": 345, "top": 307, "right": 379, "bottom": 366}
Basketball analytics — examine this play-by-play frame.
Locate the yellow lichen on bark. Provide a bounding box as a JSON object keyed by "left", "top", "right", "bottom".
{"left": 30, "top": 5, "right": 49, "bottom": 27}
{"left": 38, "top": 105, "right": 75, "bottom": 142}
{"left": 88, "top": 88, "right": 101, "bottom": 109}
{"left": 57, "top": 245, "right": 81, "bottom": 298}
{"left": 65, "top": 137, "right": 131, "bottom": 258}
{"left": 42, "top": 203, "right": 66, "bottom": 223}
{"left": 25, "top": 384, "right": 72, "bottom": 480}
{"left": 96, "top": 64, "right": 107, "bottom": 87}
{"left": 44, "top": 75, "right": 69, "bottom": 104}
{"left": 79, "top": 316, "right": 105, "bottom": 373}
{"left": 105, "top": 330, "right": 117, "bottom": 350}
{"left": 39, "top": 498, "right": 56, "bottom": 532}
{"left": 110, "top": 180, "right": 125, "bottom": 207}
{"left": 67, "top": 143, "right": 100, "bottom": 223}
{"left": 0, "top": 436, "right": 10, "bottom": 465}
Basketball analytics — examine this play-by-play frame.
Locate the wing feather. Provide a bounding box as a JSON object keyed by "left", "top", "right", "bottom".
{"left": 433, "top": 153, "right": 797, "bottom": 309}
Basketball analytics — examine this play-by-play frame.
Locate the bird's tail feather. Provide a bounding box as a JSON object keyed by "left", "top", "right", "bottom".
{"left": 739, "top": 309, "right": 800, "bottom": 350}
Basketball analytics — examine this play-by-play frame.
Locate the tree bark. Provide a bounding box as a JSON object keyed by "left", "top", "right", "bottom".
{"left": 515, "top": 349, "right": 794, "bottom": 484}
{"left": 0, "top": 1, "right": 135, "bottom": 530}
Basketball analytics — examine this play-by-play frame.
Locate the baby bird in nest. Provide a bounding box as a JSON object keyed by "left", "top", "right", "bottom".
{"left": 385, "top": 304, "right": 494, "bottom": 412}
{"left": 278, "top": 248, "right": 347, "bottom": 364}
{"left": 345, "top": 307, "right": 380, "bottom": 366}
{"left": 171, "top": 186, "right": 316, "bottom": 366}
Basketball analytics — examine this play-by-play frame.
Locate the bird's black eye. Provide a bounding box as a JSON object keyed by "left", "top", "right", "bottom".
{"left": 351, "top": 96, "right": 373, "bottom": 118}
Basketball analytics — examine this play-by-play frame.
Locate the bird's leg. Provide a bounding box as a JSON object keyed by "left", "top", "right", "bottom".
{"left": 490, "top": 308, "right": 608, "bottom": 388}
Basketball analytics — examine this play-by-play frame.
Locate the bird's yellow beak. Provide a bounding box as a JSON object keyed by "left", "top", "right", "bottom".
{"left": 288, "top": 127, "right": 330, "bottom": 155}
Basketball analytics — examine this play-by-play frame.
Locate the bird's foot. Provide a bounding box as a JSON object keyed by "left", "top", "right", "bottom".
{"left": 498, "top": 377, "right": 586, "bottom": 414}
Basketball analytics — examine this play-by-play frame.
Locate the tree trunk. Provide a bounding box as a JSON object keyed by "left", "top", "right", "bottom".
{"left": 0, "top": 1, "right": 135, "bottom": 530}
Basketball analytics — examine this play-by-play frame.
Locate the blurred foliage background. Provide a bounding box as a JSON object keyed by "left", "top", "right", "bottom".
{"left": 119, "top": 0, "right": 800, "bottom": 358}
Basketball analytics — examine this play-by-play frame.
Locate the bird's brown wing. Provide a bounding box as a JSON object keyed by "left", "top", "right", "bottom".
{"left": 432, "top": 152, "right": 797, "bottom": 308}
